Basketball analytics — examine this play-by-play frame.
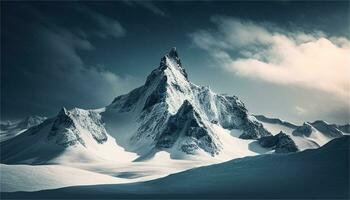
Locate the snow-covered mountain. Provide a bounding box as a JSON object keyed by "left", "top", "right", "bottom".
{"left": 0, "top": 108, "right": 137, "bottom": 164}
{"left": 1, "top": 48, "right": 347, "bottom": 165}
{"left": 1, "top": 47, "right": 349, "bottom": 197}
{"left": 102, "top": 47, "right": 272, "bottom": 159}
{"left": 254, "top": 115, "right": 347, "bottom": 149}
{"left": 0, "top": 116, "right": 46, "bottom": 142}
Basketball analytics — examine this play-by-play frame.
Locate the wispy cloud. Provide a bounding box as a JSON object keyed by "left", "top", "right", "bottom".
{"left": 76, "top": 5, "right": 126, "bottom": 39}
{"left": 191, "top": 16, "right": 350, "bottom": 103}
{"left": 122, "top": 0, "right": 167, "bottom": 17}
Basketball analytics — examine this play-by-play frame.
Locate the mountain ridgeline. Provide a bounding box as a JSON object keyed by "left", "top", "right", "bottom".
{"left": 0, "top": 48, "right": 347, "bottom": 164}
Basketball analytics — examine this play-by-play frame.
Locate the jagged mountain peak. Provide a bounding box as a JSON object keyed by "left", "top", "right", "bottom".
{"left": 110, "top": 48, "right": 194, "bottom": 114}
{"left": 168, "top": 47, "right": 179, "bottom": 60}
{"left": 57, "top": 107, "right": 68, "bottom": 116}
{"left": 108, "top": 48, "right": 271, "bottom": 156}
{"left": 158, "top": 47, "right": 188, "bottom": 79}
{"left": 161, "top": 47, "right": 181, "bottom": 66}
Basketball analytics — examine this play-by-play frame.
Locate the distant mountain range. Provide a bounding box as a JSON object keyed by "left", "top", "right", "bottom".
{"left": 0, "top": 116, "right": 46, "bottom": 142}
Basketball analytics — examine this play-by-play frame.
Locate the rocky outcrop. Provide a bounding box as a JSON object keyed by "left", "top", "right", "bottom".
{"left": 157, "top": 100, "right": 220, "bottom": 156}
{"left": 240, "top": 120, "right": 272, "bottom": 139}
{"left": 259, "top": 132, "right": 299, "bottom": 153}
{"left": 48, "top": 108, "right": 108, "bottom": 147}
{"left": 292, "top": 122, "right": 313, "bottom": 137}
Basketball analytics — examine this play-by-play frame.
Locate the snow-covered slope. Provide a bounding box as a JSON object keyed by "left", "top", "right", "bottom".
{"left": 334, "top": 124, "right": 350, "bottom": 134}
{"left": 0, "top": 108, "right": 137, "bottom": 164}
{"left": 254, "top": 115, "right": 346, "bottom": 150}
{"left": 0, "top": 164, "right": 124, "bottom": 192}
{"left": 6, "top": 136, "right": 348, "bottom": 199}
{"left": 0, "top": 116, "right": 46, "bottom": 142}
{"left": 292, "top": 120, "right": 343, "bottom": 146}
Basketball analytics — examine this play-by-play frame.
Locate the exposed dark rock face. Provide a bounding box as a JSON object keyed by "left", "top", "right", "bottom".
{"left": 292, "top": 123, "right": 313, "bottom": 137}
{"left": 259, "top": 132, "right": 299, "bottom": 153}
{"left": 240, "top": 120, "right": 272, "bottom": 139}
{"left": 258, "top": 135, "right": 279, "bottom": 148}
{"left": 157, "top": 100, "right": 220, "bottom": 156}
{"left": 143, "top": 76, "right": 168, "bottom": 111}
{"left": 275, "top": 133, "right": 299, "bottom": 153}
{"left": 215, "top": 95, "right": 248, "bottom": 129}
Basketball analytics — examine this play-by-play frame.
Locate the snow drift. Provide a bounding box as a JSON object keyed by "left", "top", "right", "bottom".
{"left": 4, "top": 136, "right": 348, "bottom": 199}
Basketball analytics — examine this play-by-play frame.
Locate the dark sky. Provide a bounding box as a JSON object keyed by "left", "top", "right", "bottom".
{"left": 1, "top": 1, "right": 349, "bottom": 124}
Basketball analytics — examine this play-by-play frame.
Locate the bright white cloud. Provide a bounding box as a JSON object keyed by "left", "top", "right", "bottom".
{"left": 191, "top": 17, "right": 350, "bottom": 102}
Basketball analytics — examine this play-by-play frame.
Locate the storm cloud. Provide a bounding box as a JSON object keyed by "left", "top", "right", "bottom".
{"left": 1, "top": 3, "right": 137, "bottom": 119}
{"left": 1, "top": 1, "right": 349, "bottom": 124}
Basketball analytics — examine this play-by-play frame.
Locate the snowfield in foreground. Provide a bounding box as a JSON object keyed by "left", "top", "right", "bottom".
{"left": 3, "top": 136, "right": 349, "bottom": 199}
{"left": 0, "top": 152, "right": 214, "bottom": 192}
